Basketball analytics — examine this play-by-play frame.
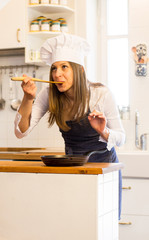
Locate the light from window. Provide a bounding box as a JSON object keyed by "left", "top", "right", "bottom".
{"left": 107, "top": 0, "right": 128, "bottom": 36}
{"left": 107, "top": 38, "right": 129, "bottom": 106}
{"left": 106, "top": 0, "right": 129, "bottom": 108}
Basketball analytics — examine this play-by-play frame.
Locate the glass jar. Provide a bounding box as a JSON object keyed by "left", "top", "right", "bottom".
{"left": 41, "top": 19, "right": 50, "bottom": 31}
{"left": 30, "top": 0, "right": 39, "bottom": 4}
{"left": 50, "top": 0, "right": 59, "bottom": 4}
{"left": 47, "top": 19, "right": 53, "bottom": 31}
{"left": 41, "top": 0, "right": 49, "bottom": 3}
{"left": 60, "top": 21, "right": 68, "bottom": 33}
{"left": 29, "top": 49, "right": 40, "bottom": 61}
{"left": 30, "top": 20, "right": 40, "bottom": 32}
{"left": 36, "top": 16, "right": 47, "bottom": 30}
{"left": 57, "top": 17, "right": 66, "bottom": 23}
{"left": 59, "top": 0, "right": 67, "bottom": 5}
{"left": 51, "top": 20, "right": 60, "bottom": 32}
{"left": 119, "top": 106, "right": 130, "bottom": 120}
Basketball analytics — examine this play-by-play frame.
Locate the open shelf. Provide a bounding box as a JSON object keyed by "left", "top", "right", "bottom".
{"left": 28, "top": 4, "right": 74, "bottom": 14}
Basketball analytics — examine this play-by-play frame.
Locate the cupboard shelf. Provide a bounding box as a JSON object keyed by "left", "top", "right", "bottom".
{"left": 25, "top": 59, "right": 44, "bottom": 66}
{"left": 26, "top": 1, "right": 75, "bottom": 65}
{"left": 28, "top": 31, "right": 61, "bottom": 36}
{"left": 28, "top": 4, "right": 75, "bottom": 14}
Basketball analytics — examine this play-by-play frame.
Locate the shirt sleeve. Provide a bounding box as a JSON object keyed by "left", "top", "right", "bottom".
{"left": 90, "top": 86, "right": 125, "bottom": 151}
{"left": 14, "top": 86, "right": 49, "bottom": 138}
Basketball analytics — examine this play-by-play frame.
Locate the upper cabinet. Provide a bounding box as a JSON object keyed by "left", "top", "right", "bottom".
{"left": 0, "top": 0, "right": 75, "bottom": 64}
{"left": 25, "top": 0, "right": 75, "bottom": 65}
{"left": 0, "top": 0, "right": 26, "bottom": 49}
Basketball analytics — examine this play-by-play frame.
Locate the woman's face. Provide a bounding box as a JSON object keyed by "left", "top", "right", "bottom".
{"left": 51, "top": 61, "right": 73, "bottom": 93}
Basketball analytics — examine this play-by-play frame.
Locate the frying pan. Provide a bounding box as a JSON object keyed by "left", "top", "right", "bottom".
{"left": 41, "top": 150, "right": 107, "bottom": 167}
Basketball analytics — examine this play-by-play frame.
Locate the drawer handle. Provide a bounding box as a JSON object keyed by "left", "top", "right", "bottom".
{"left": 17, "top": 28, "right": 21, "bottom": 43}
{"left": 119, "top": 222, "right": 132, "bottom": 225}
{"left": 122, "top": 186, "right": 131, "bottom": 190}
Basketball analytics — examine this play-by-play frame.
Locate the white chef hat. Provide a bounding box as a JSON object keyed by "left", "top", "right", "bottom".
{"left": 40, "top": 33, "right": 90, "bottom": 67}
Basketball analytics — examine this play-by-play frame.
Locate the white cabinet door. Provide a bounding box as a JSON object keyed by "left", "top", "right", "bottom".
{"left": 120, "top": 178, "right": 149, "bottom": 240}
{"left": 122, "top": 178, "right": 149, "bottom": 215}
{"left": 119, "top": 215, "right": 149, "bottom": 240}
{"left": 0, "top": 172, "right": 119, "bottom": 240}
{"left": 0, "top": 0, "right": 26, "bottom": 49}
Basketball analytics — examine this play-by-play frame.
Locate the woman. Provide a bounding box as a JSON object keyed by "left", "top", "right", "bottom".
{"left": 14, "top": 33, "right": 125, "bottom": 219}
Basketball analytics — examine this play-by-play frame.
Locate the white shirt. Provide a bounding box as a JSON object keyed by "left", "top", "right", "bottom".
{"left": 14, "top": 84, "right": 125, "bottom": 151}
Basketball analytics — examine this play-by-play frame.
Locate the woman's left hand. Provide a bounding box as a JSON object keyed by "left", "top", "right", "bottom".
{"left": 88, "top": 110, "right": 106, "bottom": 134}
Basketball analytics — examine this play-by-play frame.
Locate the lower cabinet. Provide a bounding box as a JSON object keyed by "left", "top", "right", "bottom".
{"left": 0, "top": 171, "right": 119, "bottom": 240}
{"left": 119, "top": 178, "right": 149, "bottom": 240}
{"left": 119, "top": 215, "right": 149, "bottom": 240}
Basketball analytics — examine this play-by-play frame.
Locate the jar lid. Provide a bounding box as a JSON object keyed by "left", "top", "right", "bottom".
{"left": 60, "top": 21, "right": 67, "bottom": 26}
{"left": 46, "top": 18, "right": 52, "bottom": 21}
{"left": 41, "top": 19, "right": 50, "bottom": 24}
{"left": 31, "top": 20, "right": 39, "bottom": 24}
{"left": 52, "top": 20, "right": 60, "bottom": 24}
{"left": 36, "top": 16, "right": 47, "bottom": 21}
{"left": 57, "top": 18, "right": 66, "bottom": 22}
{"left": 46, "top": 19, "right": 53, "bottom": 23}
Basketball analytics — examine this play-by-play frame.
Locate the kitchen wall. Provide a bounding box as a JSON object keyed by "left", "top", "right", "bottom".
{"left": 118, "top": 0, "right": 149, "bottom": 152}
{"left": 0, "top": 0, "right": 149, "bottom": 152}
{"left": 0, "top": 55, "right": 65, "bottom": 150}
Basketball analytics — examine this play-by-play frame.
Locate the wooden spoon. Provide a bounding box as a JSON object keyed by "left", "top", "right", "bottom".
{"left": 11, "top": 77, "right": 63, "bottom": 84}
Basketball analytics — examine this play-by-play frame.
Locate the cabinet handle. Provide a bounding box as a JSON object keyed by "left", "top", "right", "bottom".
{"left": 119, "top": 222, "right": 132, "bottom": 225}
{"left": 17, "top": 28, "right": 21, "bottom": 43}
{"left": 122, "top": 186, "right": 131, "bottom": 190}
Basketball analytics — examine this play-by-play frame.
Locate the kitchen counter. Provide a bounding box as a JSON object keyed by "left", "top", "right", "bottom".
{"left": 0, "top": 157, "right": 123, "bottom": 240}
{"left": 0, "top": 148, "right": 64, "bottom": 160}
{"left": 0, "top": 160, "right": 124, "bottom": 174}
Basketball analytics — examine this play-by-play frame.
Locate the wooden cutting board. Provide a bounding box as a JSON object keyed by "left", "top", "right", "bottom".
{"left": 0, "top": 148, "right": 64, "bottom": 160}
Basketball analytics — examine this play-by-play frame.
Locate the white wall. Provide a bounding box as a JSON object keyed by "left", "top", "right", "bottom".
{"left": 119, "top": 0, "right": 149, "bottom": 151}
{"left": 0, "top": 56, "right": 64, "bottom": 150}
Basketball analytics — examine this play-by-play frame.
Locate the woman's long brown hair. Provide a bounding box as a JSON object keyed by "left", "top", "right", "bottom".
{"left": 48, "top": 62, "right": 90, "bottom": 131}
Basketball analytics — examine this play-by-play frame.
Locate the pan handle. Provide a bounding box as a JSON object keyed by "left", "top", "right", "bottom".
{"left": 87, "top": 149, "right": 108, "bottom": 159}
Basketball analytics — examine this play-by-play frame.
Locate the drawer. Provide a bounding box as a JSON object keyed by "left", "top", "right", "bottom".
{"left": 122, "top": 178, "right": 149, "bottom": 215}
{"left": 119, "top": 215, "right": 149, "bottom": 240}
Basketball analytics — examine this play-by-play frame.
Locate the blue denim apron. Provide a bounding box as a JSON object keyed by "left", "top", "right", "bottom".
{"left": 59, "top": 113, "right": 122, "bottom": 220}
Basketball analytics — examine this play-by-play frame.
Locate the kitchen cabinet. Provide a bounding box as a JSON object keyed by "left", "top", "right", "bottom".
{"left": 119, "top": 214, "right": 149, "bottom": 240}
{"left": 118, "top": 153, "right": 149, "bottom": 240}
{"left": 25, "top": 0, "right": 75, "bottom": 65}
{"left": 0, "top": 161, "right": 123, "bottom": 240}
{"left": 0, "top": 0, "right": 75, "bottom": 63}
{"left": 0, "top": 0, "right": 26, "bottom": 49}
{"left": 119, "top": 178, "right": 149, "bottom": 240}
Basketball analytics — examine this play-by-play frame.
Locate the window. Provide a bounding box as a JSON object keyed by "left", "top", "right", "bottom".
{"left": 99, "top": 0, "right": 129, "bottom": 108}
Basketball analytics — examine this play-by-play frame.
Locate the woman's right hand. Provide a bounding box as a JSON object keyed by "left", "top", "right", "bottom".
{"left": 21, "top": 74, "right": 37, "bottom": 100}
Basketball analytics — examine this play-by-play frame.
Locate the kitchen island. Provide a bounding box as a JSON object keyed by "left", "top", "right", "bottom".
{"left": 0, "top": 158, "right": 123, "bottom": 240}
